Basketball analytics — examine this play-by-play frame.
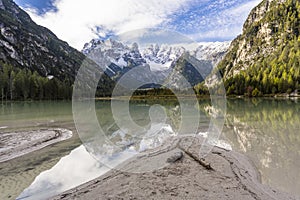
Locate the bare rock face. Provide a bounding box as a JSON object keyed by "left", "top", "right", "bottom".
{"left": 218, "top": 0, "right": 291, "bottom": 79}
{"left": 52, "top": 136, "right": 297, "bottom": 200}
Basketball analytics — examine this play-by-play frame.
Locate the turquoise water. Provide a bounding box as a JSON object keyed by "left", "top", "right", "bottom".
{"left": 0, "top": 99, "right": 299, "bottom": 199}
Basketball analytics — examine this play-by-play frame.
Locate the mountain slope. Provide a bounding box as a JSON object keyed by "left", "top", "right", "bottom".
{"left": 218, "top": 0, "right": 300, "bottom": 96}
{"left": 165, "top": 53, "right": 212, "bottom": 88}
{"left": 0, "top": 0, "right": 114, "bottom": 99}
{"left": 0, "top": 0, "right": 85, "bottom": 79}
{"left": 83, "top": 39, "right": 229, "bottom": 88}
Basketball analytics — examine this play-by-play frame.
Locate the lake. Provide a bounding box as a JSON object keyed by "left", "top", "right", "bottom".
{"left": 0, "top": 99, "right": 299, "bottom": 199}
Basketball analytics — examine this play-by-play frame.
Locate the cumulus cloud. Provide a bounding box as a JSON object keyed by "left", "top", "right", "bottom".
{"left": 23, "top": 0, "right": 262, "bottom": 50}
{"left": 25, "top": 0, "right": 191, "bottom": 49}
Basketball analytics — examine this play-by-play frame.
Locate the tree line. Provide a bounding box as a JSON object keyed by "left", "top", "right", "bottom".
{"left": 223, "top": 0, "right": 300, "bottom": 96}
{"left": 225, "top": 36, "right": 300, "bottom": 97}
{"left": 0, "top": 63, "right": 72, "bottom": 101}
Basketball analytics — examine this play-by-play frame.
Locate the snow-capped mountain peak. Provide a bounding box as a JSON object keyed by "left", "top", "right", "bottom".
{"left": 193, "top": 41, "right": 231, "bottom": 66}
{"left": 82, "top": 38, "right": 230, "bottom": 83}
{"left": 141, "top": 44, "right": 186, "bottom": 71}
{"left": 82, "top": 38, "right": 128, "bottom": 55}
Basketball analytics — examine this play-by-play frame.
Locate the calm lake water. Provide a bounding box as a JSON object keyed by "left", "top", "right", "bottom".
{"left": 0, "top": 99, "right": 299, "bottom": 199}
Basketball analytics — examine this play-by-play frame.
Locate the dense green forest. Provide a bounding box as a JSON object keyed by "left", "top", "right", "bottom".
{"left": 0, "top": 63, "right": 73, "bottom": 100}
{"left": 219, "top": 0, "right": 300, "bottom": 96}
{"left": 225, "top": 37, "right": 300, "bottom": 96}
{"left": 0, "top": 63, "right": 116, "bottom": 100}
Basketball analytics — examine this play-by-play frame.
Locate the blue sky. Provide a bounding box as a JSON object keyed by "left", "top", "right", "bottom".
{"left": 14, "top": 0, "right": 57, "bottom": 14}
{"left": 14, "top": 0, "right": 262, "bottom": 49}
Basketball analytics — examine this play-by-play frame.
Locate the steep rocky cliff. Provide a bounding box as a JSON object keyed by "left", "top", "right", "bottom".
{"left": 0, "top": 0, "right": 87, "bottom": 80}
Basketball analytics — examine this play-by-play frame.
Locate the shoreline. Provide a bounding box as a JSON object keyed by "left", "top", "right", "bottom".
{"left": 52, "top": 136, "right": 297, "bottom": 200}
{"left": 0, "top": 95, "right": 298, "bottom": 103}
{"left": 0, "top": 128, "right": 73, "bottom": 163}
{"left": 87, "top": 94, "right": 300, "bottom": 101}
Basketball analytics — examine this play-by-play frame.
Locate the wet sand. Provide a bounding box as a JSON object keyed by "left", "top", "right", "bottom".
{"left": 52, "top": 136, "right": 297, "bottom": 200}
{"left": 0, "top": 127, "right": 78, "bottom": 200}
{"left": 0, "top": 128, "right": 72, "bottom": 163}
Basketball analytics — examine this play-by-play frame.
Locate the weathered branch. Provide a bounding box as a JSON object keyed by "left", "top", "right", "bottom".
{"left": 178, "top": 146, "right": 214, "bottom": 171}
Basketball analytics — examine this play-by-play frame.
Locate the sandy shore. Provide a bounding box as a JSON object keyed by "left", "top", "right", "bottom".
{"left": 52, "top": 136, "right": 297, "bottom": 200}
{"left": 0, "top": 128, "right": 72, "bottom": 163}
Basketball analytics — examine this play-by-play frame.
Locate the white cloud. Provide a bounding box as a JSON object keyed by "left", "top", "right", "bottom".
{"left": 185, "top": 0, "right": 262, "bottom": 41}
{"left": 221, "top": 0, "right": 262, "bottom": 25}
{"left": 23, "top": 0, "right": 262, "bottom": 50}
{"left": 190, "top": 26, "right": 244, "bottom": 41}
{"left": 24, "top": 0, "right": 191, "bottom": 50}
{"left": 224, "top": 0, "right": 261, "bottom": 16}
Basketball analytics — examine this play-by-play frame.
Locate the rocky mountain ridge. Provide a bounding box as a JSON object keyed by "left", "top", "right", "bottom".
{"left": 217, "top": 0, "right": 300, "bottom": 96}
{"left": 83, "top": 38, "right": 230, "bottom": 88}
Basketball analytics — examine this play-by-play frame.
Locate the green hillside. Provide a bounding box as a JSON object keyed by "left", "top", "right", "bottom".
{"left": 218, "top": 0, "right": 300, "bottom": 96}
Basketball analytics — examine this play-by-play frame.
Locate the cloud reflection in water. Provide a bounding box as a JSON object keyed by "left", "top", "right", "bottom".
{"left": 17, "top": 145, "right": 109, "bottom": 200}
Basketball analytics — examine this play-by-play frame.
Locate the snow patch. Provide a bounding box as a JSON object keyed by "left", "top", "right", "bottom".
{"left": 82, "top": 38, "right": 230, "bottom": 76}
{"left": 47, "top": 75, "right": 54, "bottom": 80}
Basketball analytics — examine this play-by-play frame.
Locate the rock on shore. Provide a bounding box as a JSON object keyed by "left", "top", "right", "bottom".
{"left": 52, "top": 136, "right": 297, "bottom": 200}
